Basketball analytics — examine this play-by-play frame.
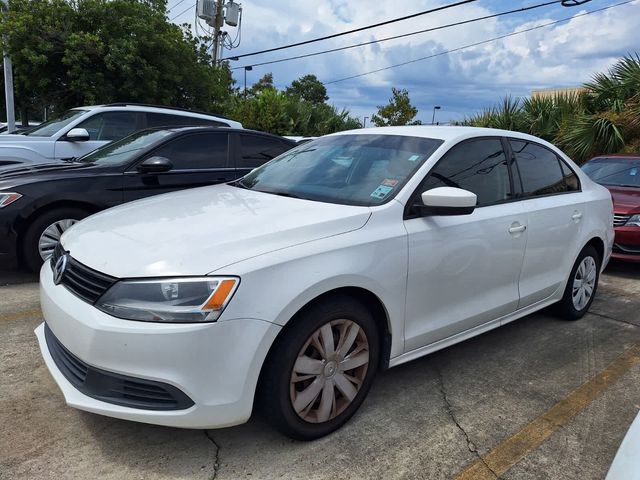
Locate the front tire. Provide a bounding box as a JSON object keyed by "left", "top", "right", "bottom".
{"left": 21, "top": 207, "right": 90, "bottom": 272}
{"left": 260, "top": 296, "right": 380, "bottom": 440}
{"left": 555, "top": 245, "right": 600, "bottom": 320}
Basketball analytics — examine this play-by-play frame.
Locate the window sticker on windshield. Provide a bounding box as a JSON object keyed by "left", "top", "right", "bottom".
{"left": 370, "top": 184, "right": 394, "bottom": 200}
{"left": 630, "top": 167, "right": 638, "bottom": 176}
{"left": 382, "top": 178, "right": 399, "bottom": 187}
{"left": 408, "top": 154, "right": 422, "bottom": 162}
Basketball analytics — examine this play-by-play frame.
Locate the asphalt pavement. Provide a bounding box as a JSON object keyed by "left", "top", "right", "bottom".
{"left": 0, "top": 259, "right": 638, "bottom": 479}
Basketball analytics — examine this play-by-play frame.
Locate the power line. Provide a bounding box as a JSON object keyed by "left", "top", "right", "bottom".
{"left": 324, "top": 0, "right": 633, "bottom": 85}
{"left": 232, "top": 0, "right": 563, "bottom": 71}
{"left": 169, "top": 1, "right": 195, "bottom": 21}
{"left": 168, "top": 0, "right": 189, "bottom": 13}
{"left": 230, "top": 0, "right": 482, "bottom": 60}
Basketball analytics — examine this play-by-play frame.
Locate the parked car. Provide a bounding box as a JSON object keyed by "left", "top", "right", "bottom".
{"left": 582, "top": 155, "right": 640, "bottom": 262}
{"left": 0, "top": 126, "right": 295, "bottom": 271}
{"left": 35, "top": 126, "right": 613, "bottom": 440}
{"left": 0, "top": 121, "right": 41, "bottom": 135}
{"left": 0, "top": 103, "right": 242, "bottom": 167}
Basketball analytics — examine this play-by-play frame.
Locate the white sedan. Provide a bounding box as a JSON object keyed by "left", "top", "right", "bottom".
{"left": 36, "top": 126, "right": 613, "bottom": 440}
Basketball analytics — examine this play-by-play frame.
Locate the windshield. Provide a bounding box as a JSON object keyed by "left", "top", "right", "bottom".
{"left": 77, "top": 129, "right": 174, "bottom": 166}
{"left": 26, "top": 109, "right": 88, "bottom": 137}
{"left": 236, "top": 134, "right": 443, "bottom": 206}
{"left": 582, "top": 157, "right": 640, "bottom": 188}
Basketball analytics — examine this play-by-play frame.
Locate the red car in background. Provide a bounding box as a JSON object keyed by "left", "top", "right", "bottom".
{"left": 582, "top": 155, "right": 640, "bottom": 262}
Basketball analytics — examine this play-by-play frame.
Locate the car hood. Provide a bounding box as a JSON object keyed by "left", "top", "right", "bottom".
{"left": 0, "top": 134, "right": 50, "bottom": 143}
{"left": 62, "top": 184, "right": 372, "bottom": 277}
{"left": 607, "top": 186, "right": 640, "bottom": 215}
{"left": 0, "top": 162, "right": 100, "bottom": 188}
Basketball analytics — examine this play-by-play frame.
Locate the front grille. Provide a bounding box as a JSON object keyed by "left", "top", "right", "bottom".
{"left": 613, "top": 243, "right": 640, "bottom": 254}
{"left": 45, "top": 324, "right": 194, "bottom": 411}
{"left": 613, "top": 214, "right": 631, "bottom": 227}
{"left": 51, "top": 243, "right": 116, "bottom": 304}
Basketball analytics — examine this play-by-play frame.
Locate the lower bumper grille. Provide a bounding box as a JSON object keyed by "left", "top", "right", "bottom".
{"left": 45, "top": 324, "right": 194, "bottom": 411}
{"left": 613, "top": 243, "right": 640, "bottom": 254}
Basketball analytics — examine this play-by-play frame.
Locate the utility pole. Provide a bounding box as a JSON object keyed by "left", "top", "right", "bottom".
{"left": 1, "top": 0, "right": 15, "bottom": 132}
{"left": 211, "top": 0, "right": 225, "bottom": 65}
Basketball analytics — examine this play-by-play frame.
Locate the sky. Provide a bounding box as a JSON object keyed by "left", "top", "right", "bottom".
{"left": 169, "top": 0, "right": 640, "bottom": 124}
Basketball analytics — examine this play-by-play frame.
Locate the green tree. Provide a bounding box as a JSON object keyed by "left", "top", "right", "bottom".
{"left": 248, "top": 73, "right": 275, "bottom": 96}
{"left": 371, "top": 87, "right": 420, "bottom": 126}
{"left": 0, "top": 0, "right": 235, "bottom": 123}
{"left": 285, "top": 74, "right": 328, "bottom": 105}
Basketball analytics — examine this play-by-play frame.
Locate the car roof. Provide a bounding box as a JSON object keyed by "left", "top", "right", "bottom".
{"left": 135, "top": 126, "right": 296, "bottom": 141}
{"left": 330, "top": 126, "right": 556, "bottom": 144}
{"left": 69, "top": 104, "right": 239, "bottom": 124}
{"left": 588, "top": 154, "right": 640, "bottom": 160}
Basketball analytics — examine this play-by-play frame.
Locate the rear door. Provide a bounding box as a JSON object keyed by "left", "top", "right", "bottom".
{"left": 122, "top": 131, "right": 234, "bottom": 202}
{"left": 233, "top": 133, "right": 295, "bottom": 176}
{"left": 509, "top": 138, "right": 585, "bottom": 308}
{"left": 403, "top": 137, "right": 527, "bottom": 350}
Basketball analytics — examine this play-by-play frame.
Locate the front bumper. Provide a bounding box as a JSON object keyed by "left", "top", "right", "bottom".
{"left": 612, "top": 226, "right": 640, "bottom": 262}
{"left": 0, "top": 207, "right": 18, "bottom": 257}
{"left": 37, "top": 261, "right": 281, "bottom": 429}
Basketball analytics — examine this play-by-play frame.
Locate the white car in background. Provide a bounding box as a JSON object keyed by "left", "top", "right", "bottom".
{"left": 0, "top": 103, "right": 242, "bottom": 167}
{"left": 36, "top": 126, "right": 613, "bottom": 440}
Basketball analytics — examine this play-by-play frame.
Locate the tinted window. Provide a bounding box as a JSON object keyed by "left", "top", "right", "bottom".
{"left": 510, "top": 140, "right": 566, "bottom": 196}
{"left": 149, "top": 132, "right": 228, "bottom": 169}
{"left": 582, "top": 157, "right": 640, "bottom": 188}
{"left": 560, "top": 160, "right": 580, "bottom": 191}
{"left": 79, "top": 129, "right": 174, "bottom": 166}
{"left": 420, "top": 138, "right": 511, "bottom": 207}
{"left": 239, "top": 135, "right": 292, "bottom": 168}
{"left": 146, "top": 113, "right": 226, "bottom": 128}
{"left": 77, "top": 112, "right": 138, "bottom": 141}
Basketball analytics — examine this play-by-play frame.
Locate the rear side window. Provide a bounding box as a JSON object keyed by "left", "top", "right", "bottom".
{"left": 420, "top": 138, "right": 511, "bottom": 207}
{"left": 560, "top": 160, "right": 580, "bottom": 191}
{"left": 148, "top": 133, "right": 229, "bottom": 169}
{"left": 146, "top": 113, "right": 227, "bottom": 128}
{"left": 510, "top": 140, "right": 567, "bottom": 197}
{"left": 239, "top": 134, "right": 292, "bottom": 168}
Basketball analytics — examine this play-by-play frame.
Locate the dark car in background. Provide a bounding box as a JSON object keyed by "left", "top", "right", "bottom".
{"left": 582, "top": 155, "right": 640, "bottom": 262}
{"left": 0, "top": 126, "right": 296, "bottom": 271}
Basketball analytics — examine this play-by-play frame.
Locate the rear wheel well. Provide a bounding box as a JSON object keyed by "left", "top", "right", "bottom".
{"left": 584, "top": 237, "right": 605, "bottom": 265}
{"left": 255, "top": 286, "right": 392, "bottom": 410}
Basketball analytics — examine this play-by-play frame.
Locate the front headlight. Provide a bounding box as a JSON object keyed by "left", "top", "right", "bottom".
{"left": 0, "top": 192, "right": 22, "bottom": 208}
{"left": 96, "top": 277, "right": 239, "bottom": 323}
{"left": 627, "top": 214, "right": 640, "bottom": 227}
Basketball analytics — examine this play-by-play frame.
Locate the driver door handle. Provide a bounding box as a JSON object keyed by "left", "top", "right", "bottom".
{"left": 509, "top": 224, "right": 527, "bottom": 234}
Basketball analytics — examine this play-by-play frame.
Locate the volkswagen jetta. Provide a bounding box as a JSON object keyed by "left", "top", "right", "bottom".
{"left": 36, "top": 127, "right": 614, "bottom": 440}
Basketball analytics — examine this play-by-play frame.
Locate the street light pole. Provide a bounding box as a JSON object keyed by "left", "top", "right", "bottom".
{"left": 1, "top": 0, "right": 15, "bottom": 132}
{"left": 431, "top": 106, "right": 441, "bottom": 125}
{"left": 243, "top": 65, "right": 252, "bottom": 99}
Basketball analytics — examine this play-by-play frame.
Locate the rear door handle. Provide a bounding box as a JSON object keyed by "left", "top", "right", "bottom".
{"left": 509, "top": 224, "right": 527, "bottom": 234}
{"left": 572, "top": 211, "right": 583, "bottom": 221}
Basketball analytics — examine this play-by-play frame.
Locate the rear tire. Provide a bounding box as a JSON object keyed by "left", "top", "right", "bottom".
{"left": 21, "top": 207, "right": 90, "bottom": 272}
{"left": 555, "top": 245, "right": 600, "bottom": 321}
{"left": 260, "top": 295, "right": 380, "bottom": 440}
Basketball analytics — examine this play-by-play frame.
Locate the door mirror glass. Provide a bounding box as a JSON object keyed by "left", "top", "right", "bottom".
{"left": 65, "top": 128, "right": 90, "bottom": 142}
{"left": 137, "top": 156, "right": 173, "bottom": 173}
{"left": 419, "top": 187, "right": 477, "bottom": 216}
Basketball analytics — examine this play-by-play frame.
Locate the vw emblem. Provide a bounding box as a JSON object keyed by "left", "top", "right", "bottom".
{"left": 53, "top": 254, "right": 69, "bottom": 285}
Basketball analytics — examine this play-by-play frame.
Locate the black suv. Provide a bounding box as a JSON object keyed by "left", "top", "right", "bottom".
{"left": 0, "top": 127, "right": 296, "bottom": 271}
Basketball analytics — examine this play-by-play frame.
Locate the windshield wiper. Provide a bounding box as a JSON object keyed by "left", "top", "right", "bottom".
{"left": 261, "top": 190, "right": 304, "bottom": 199}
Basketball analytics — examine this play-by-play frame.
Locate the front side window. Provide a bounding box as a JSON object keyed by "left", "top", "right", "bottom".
{"left": 147, "top": 132, "right": 229, "bottom": 169}
{"left": 419, "top": 138, "right": 511, "bottom": 207}
{"left": 582, "top": 157, "right": 640, "bottom": 188}
{"left": 26, "top": 109, "right": 88, "bottom": 137}
{"left": 510, "top": 140, "right": 567, "bottom": 197}
{"left": 239, "top": 135, "right": 292, "bottom": 168}
{"left": 237, "top": 134, "right": 443, "bottom": 206}
{"left": 76, "top": 112, "right": 138, "bottom": 141}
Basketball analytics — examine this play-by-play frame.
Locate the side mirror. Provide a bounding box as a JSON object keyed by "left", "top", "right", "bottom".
{"left": 137, "top": 156, "right": 173, "bottom": 173}
{"left": 418, "top": 187, "right": 477, "bottom": 216}
{"left": 64, "top": 128, "right": 90, "bottom": 142}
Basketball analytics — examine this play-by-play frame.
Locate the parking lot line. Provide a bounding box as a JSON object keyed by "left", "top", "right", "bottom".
{"left": 0, "top": 308, "right": 42, "bottom": 323}
{"left": 453, "top": 343, "right": 640, "bottom": 480}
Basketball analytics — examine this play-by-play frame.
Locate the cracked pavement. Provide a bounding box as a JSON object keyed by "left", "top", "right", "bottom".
{"left": 1, "top": 259, "right": 639, "bottom": 479}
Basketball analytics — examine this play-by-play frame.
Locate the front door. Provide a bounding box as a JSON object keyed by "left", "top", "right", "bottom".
{"left": 123, "top": 131, "right": 235, "bottom": 202}
{"left": 403, "top": 138, "right": 527, "bottom": 351}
